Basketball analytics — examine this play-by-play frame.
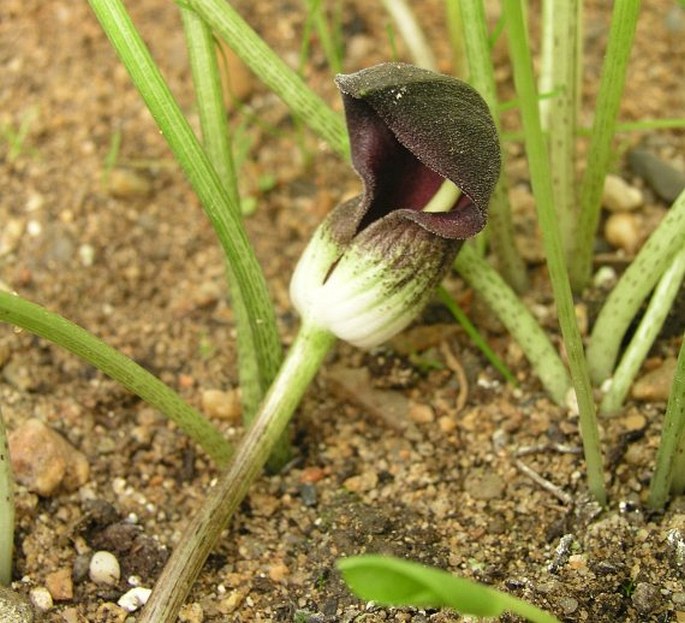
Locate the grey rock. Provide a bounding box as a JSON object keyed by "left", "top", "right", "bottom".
{"left": 631, "top": 582, "right": 661, "bottom": 614}
{"left": 629, "top": 149, "right": 685, "bottom": 203}
{"left": 0, "top": 586, "right": 34, "bottom": 623}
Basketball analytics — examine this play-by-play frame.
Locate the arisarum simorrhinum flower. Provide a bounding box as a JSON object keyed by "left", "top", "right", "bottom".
{"left": 291, "top": 62, "right": 501, "bottom": 348}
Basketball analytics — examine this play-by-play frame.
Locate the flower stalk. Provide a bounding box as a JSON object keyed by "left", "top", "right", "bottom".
{"left": 138, "top": 323, "right": 336, "bottom": 623}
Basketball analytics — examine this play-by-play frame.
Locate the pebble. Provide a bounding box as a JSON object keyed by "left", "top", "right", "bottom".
{"left": 178, "top": 602, "right": 205, "bottom": 623}
{"left": 28, "top": 587, "right": 52, "bottom": 612}
{"left": 463, "top": 469, "right": 505, "bottom": 500}
{"left": 95, "top": 602, "right": 127, "bottom": 622}
{"left": 631, "top": 582, "right": 661, "bottom": 614}
{"left": 632, "top": 357, "right": 677, "bottom": 401}
{"left": 117, "top": 586, "right": 152, "bottom": 612}
{"left": 0, "top": 585, "right": 34, "bottom": 623}
{"left": 622, "top": 411, "right": 647, "bottom": 432}
{"left": 604, "top": 212, "right": 641, "bottom": 254}
{"left": 89, "top": 551, "right": 121, "bottom": 586}
{"left": 408, "top": 401, "right": 435, "bottom": 424}
{"left": 343, "top": 470, "right": 379, "bottom": 493}
{"left": 602, "top": 174, "right": 644, "bottom": 212}
{"left": 201, "top": 388, "right": 241, "bottom": 422}
{"left": 268, "top": 562, "right": 290, "bottom": 583}
{"left": 629, "top": 149, "right": 685, "bottom": 203}
{"left": 2, "top": 361, "right": 37, "bottom": 391}
{"left": 106, "top": 168, "right": 151, "bottom": 198}
{"left": 558, "top": 596, "right": 579, "bottom": 615}
{"left": 45, "top": 568, "right": 73, "bottom": 601}
{"left": 0, "top": 217, "right": 26, "bottom": 256}
{"left": 8, "top": 419, "right": 90, "bottom": 496}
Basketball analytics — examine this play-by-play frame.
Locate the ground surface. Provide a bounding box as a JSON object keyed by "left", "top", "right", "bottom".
{"left": 1, "top": 1, "right": 685, "bottom": 622}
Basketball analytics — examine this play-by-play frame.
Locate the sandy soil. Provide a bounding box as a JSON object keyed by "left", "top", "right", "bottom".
{"left": 1, "top": 0, "right": 684, "bottom": 621}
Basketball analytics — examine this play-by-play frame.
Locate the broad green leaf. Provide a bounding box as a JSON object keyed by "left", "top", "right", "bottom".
{"left": 338, "top": 555, "right": 560, "bottom": 623}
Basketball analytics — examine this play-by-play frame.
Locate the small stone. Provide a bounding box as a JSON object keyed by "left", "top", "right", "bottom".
{"left": 602, "top": 174, "right": 644, "bottom": 212}
{"left": 9, "top": 419, "right": 90, "bottom": 496}
{"left": 463, "top": 469, "right": 505, "bottom": 500}
{"left": 0, "top": 585, "right": 34, "bottom": 623}
{"left": 629, "top": 149, "right": 685, "bottom": 204}
{"left": 216, "top": 41, "right": 255, "bottom": 103}
{"left": 409, "top": 401, "right": 435, "bottom": 423}
{"left": 343, "top": 470, "right": 379, "bottom": 493}
{"left": 45, "top": 568, "right": 73, "bottom": 601}
{"left": 631, "top": 582, "right": 661, "bottom": 614}
{"left": 438, "top": 415, "right": 458, "bottom": 433}
{"left": 89, "top": 551, "right": 121, "bottom": 586}
{"left": 28, "top": 587, "right": 52, "bottom": 612}
{"left": 604, "top": 212, "right": 641, "bottom": 254}
{"left": 622, "top": 412, "right": 647, "bottom": 432}
{"left": 268, "top": 562, "right": 290, "bottom": 582}
{"left": 94, "top": 602, "right": 127, "bottom": 622}
{"left": 2, "top": 360, "right": 36, "bottom": 391}
{"left": 117, "top": 587, "right": 152, "bottom": 612}
{"left": 201, "top": 388, "right": 241, "bottom": 422}
{"left": 299, "top": 466, "right": 326, "bottom": 484}
{"left": 178, "top": 603, "right": 204, "bottom": 623}
{"left": 0, "top": 217, "right": 26, "bottom": 256}
{"left": 632, "top": 357, "right": 677, "bottom": 401}
{"left": 558, "top": 596, "right": 579, "bottom": 614}
{"left": 106, "top": 168, "right": 152, "bottom": 198}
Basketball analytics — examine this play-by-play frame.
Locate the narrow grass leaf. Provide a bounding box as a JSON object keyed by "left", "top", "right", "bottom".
{"left": 437, "top": 286, "right": 517, "bottom": 386}
{"left": 601, "top": 247, "right": 685, "bottom": 414}
{"left": 587, "top": 189, "right": 685, "bottom": 384}
{"left": 189, "top": 0, "right": 349, "bottom": 158}
{"left": 648, "top": 333, "right": 685, "bottom": 509}
{"left": 454, "top": 246, "right": 570, "bottom": 403}
{"left": 0, "top": 291, "right": 232, "bottom": 466}
{"left": 180, "top": 8, "right": 288, "bottom": 466}
{"left": 570, "top": 0, "right": 641, "bottom": 290}
{"left": 0, "top": 407, "right": 14, "bottom": 585}
{"left": 457, "top": 0, "right": 528, "bottom": 293}
{"left": 89, "top": 0, "right": 282, "bottom": 434}
{"left": 503, "top": 0, "right": 606, "bottom": 504}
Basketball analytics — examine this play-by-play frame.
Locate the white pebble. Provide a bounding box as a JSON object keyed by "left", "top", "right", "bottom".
{"left": 29, "top": 586, "right": 53, "bottom": 612}
{"left": 117, "top": 586, "right": 152, "bottom": 612}
{"left": 89, "top": 551, "right": 121, "bottom": 585}
{"left": 602, "top": 174, "right": 644, "bottom": 212}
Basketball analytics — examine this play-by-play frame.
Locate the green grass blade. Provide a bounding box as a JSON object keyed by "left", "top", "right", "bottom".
{"left": 88, "top": 0, "right": 282, "bottom": 429}
{"left": 503, "top": 0, "right": 606, "bottom": 504}
{"left": 180, "top": 8, "right": 283, "bottom": 417}
{"left": 587, "top": 189, "right": 685, "bottom": 384}
{"left": 338, "top": 555, "right": 560, "bottom": 623}
{"left": 437, "top": 286, "right": 517, "bottom": 386}
{"left": 457, "top": 0, "right": 528, "bottom": 293}
{"left": 444, "top": 0, "right": 467, "bottom": 78}
{"left": 0, "top": 406, "right": 14, "bottom": 585}
{"left": 569, "top": 0, "right": 641, "bottom": 291}
{"left": 601, "top": 247, "right": 685, "bottom": 415}
{"left": 380, "top": 0, "right": 437, "bottom": 70}
{"left": 0, "top": 291, "right": 231, "bottom": 466}
{"left": 648, "top": 333, "right": 685, "bottom": 509}
{"left": 544, "top": 0, "right": 580, "bottom": 260}
{"left": 188, "top": 0, "right": 349, "bottom": 159}
{"left": 454, "top": 246, "right": 570, "bottom": 403}
{"left": 180, "top": 8, "right": 288, "bottom": 466}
